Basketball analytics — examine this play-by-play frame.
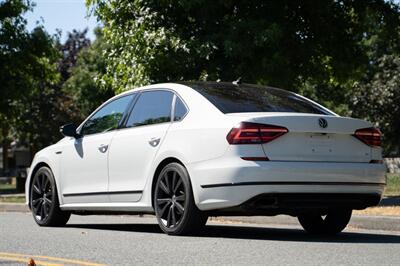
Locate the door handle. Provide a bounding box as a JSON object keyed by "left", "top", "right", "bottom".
{"left": 148, "top": 137, "right": 161, "bottom": 147}
{"left": 98, "top": 144, "right": 109, "bottom": 153}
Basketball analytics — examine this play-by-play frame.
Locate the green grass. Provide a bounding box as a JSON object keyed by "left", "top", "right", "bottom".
{"left": 0, "top": 183, "right": 16, "bottom": 190}
{"left": 0, "top": 180, "right": 22, "bottom": 203}
{"left": 0, "top": 196, "right": 25, "bottom": 203}
{"left": 385, "top": 173, "right": 400, "bottom": 197}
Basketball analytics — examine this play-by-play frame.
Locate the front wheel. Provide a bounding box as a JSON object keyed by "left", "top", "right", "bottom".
{"left": 298, "top": 209, "right": 352, "bottom": 235}
{"left": 30, "top": 166, "right": 71, "bottom": 226}
{"left": 154, "top": 162, "right": 208, "bottom": 235}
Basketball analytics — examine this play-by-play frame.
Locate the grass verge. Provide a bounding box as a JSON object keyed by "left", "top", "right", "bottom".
{"left": 385, "top": 173, "right": 400, "bottom": 196}
{"left": 0, "top": 183, "right": 16, "bottom": 190}
{"left": 0, "top": 196, "right": 25, "bottom": 203}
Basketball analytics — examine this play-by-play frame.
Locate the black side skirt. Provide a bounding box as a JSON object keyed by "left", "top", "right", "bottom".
{"left": 63, "top": 190, "right": 142, "bottom": 197}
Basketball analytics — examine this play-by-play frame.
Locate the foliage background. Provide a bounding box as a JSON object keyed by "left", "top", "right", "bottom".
{"left": 86, "top": 0, "right": 400, "bottom": 154}
{"left": 1, "top": 0, "right": 400, "bottom": 168}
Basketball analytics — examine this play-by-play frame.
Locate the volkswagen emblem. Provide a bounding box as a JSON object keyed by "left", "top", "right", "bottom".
{"left": 318, "top": 118, "right": 328, "bottom": 128}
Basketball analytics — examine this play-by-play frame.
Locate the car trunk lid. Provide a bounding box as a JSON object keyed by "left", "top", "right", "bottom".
{"left": 227, "top": 113, "right": 373, "bottom": 163}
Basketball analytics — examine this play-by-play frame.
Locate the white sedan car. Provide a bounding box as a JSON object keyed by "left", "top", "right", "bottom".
{"left": 26, "top": 81, "right": 386, "bottom": 235}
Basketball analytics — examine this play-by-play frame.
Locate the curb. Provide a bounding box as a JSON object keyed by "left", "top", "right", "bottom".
{"left": 350, "top": 215, "right": 400, "bottom": 232}
{"left": 0, "top": 203, "right": 29, "bottom": 212}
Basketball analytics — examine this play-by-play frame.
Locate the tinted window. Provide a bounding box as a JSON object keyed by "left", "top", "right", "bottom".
{"left": 173, "top": 96, "right": 188, "bottom": 121}
{"left": 186, "top": 83, "right": 331, "bottom": 115}
{"left": 81, "top": 94, "right": 134, "bottom": 135}
{"left": 126, "top": 90, "right": 173, "bottom": 127}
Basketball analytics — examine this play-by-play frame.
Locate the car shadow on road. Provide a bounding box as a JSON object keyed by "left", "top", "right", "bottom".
{"left": 66, "top": 223, "right": 400, "bottom": 244}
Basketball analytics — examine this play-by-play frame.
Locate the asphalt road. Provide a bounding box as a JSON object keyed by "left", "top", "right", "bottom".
{"left": 0, "top": 213, "right": 399, "bottom": 265}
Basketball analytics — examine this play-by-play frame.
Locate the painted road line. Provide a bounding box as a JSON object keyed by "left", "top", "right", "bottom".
{"left": 0, "top": 252, "right": 105, "bottom": 266}
{"left": 0, "top": 255, "right": 62, "bottom": 266}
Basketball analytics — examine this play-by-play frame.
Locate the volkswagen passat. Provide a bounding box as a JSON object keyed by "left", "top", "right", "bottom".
{"left": 26, "top": 82, "right": 386, "bottom": 235}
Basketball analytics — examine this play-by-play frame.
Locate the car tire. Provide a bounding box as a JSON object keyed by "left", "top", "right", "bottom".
{"left": 30, "top": 166, "right": 71, "bottom": 227}
{"left": 298, "top": 209, "right": 352, "bottom": 235}
{"left": 154, "top": 162, "right": 208, "bottom": 235}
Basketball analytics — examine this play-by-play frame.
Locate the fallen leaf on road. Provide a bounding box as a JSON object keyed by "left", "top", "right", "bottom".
{"left": 28, "top": 258, "right": 36, "bottom": 266}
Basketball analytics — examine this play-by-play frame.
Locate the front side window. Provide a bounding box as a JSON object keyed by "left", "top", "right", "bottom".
{"left": 81, "top": 94, "right": 134, "bottom": 135}
{"left": 126, "top": 90, "right": 174, "bottom": 127}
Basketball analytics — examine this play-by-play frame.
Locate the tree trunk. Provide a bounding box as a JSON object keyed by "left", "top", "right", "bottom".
{"left": 2, "top": 126, "right": 9, "bottom": 174}
{"left": 29, "top": 144, "right": 36, "bottom": 164}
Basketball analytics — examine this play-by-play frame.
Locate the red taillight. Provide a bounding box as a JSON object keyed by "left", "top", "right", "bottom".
{"left": 354, "top": 127, "right": 382, "bottom": 147}
{"left": 226, "top": 122, "right": 288, "bottom": 144}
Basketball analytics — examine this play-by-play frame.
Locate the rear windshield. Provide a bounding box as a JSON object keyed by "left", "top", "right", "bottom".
{"left": 186, "top": 83, "right": 332, "bottom": 115}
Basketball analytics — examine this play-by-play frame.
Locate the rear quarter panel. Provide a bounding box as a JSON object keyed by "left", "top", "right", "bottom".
{"left": 157, "top": 84, "right": 237, "bottom": 164}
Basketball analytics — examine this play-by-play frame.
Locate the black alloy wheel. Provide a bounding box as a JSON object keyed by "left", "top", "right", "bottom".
{"left": 30, "top": 167, "right": 70, "bottom": 226}
{"left": 298, "top": 209, "right": 352, "bottom": 235}
{"left": 154, "top": 162, "right": 207, "bottom": 235}
{"left": 31, "top": 170, "right": 53, "bottom": 221}
{"left": 156, "top": 169, "right": 186, "bottom": 228}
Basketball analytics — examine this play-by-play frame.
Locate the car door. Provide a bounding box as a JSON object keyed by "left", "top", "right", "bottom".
{"left": 108, "top": 90, "right": 174, "bottom": 202}
{"left": 60, "top": 94, "right": 135, "bottom": 204}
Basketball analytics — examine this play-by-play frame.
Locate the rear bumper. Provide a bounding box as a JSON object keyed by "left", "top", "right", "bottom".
{"left": 207, "top": 193, "right": 382, "bottom": 216}
{"left": 189, "top": 158, "right": 386, "bottom": 211}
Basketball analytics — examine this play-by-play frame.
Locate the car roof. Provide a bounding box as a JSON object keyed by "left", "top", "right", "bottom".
{"left": 117, "top": 81, "right": 292, "bottom": 96}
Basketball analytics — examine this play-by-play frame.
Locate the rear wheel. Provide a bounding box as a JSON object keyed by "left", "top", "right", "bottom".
{"left": 298, "top": 209, "right": 352, "bottom": 235}
{"left": 30, "top": 166, "right": 71, "bottom": 226}
{"left": 154, "top": 162, "right": 208, "bottom": 235}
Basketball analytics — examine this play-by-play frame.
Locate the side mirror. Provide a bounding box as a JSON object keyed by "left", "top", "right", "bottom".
{"left": 60, "top": 123, "right": 81, "bottom": 138}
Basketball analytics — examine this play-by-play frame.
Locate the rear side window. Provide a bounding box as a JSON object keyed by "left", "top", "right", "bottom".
{"left": 173, "top": 96, "right": 188, "bottom": 121}
{"left": 187, "top": 83, "right": 331, "bottom": 115}
{"left": 126, "top": 90, "right": 174, "bottom": 127}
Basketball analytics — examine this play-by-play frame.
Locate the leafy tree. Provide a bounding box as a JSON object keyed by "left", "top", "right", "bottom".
{"left": 13, "top": 29, "right": 97, "bottom": 154}
{"left": 0, "top": 1, "right": 94, "bottom": 161}
{"left": 299, "top": 0, "right": 400, "bottom": 115}
{"left": 58, "top": 29, "right": 91, "bottom": 81}
{"left": 0, "top": 0, "right": 61, "bottom": 169}
{"left": 351, "top": 55, "right": 400, "bottom": 154}
{"left": 11, "top": 58, "right": 67, "bottom": 154}
{"left": 0, "top": 0, "right": 30, "bottom": 170}
{"left": 62, "top": 28, "right": 114, "bottom": 118}
{"left": 12, "top": 27, "right": 113, "bottom": 155}
{"left": 87, "top": 0, "right": 400, "bottom": 153}
{"left": 87, "top": 0, "right": 400, "bottom": 94}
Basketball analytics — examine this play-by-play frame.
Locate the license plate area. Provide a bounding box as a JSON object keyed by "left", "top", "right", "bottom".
{"left": 308, "top": 133, "right": 333, "bottom": 154}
